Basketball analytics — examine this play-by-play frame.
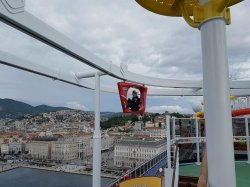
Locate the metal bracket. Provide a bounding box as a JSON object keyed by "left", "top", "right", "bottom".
{"left": 75, "top": 71, "right": 106, "bottom": 79}
{"left": 1, "top": 0, "right": 25, "bottom": 14}
{"left": 194, "top": 6, "right": 231, "bottom": 27}
{"left": 192, "top": 88, "right": 202, "bottom": 94}
{"left": 179, "top": 0, "right": 231, "bottom": 28}
{"left": 120, "top": 63, "right": 128, "bottom": 78}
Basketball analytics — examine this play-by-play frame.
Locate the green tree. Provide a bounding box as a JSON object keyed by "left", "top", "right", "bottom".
{"left": 100, "top": 114, "right": 138, "bottom": 129}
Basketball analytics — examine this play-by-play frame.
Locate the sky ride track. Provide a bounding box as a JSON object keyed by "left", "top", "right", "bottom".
{"left": 0, "top": 0, "right": 250, "bottom": 97}
{"left": 0, "top": 0, "right": 200, "bottom": 89}
{"left": 2, "top": 50, "right": 250, "bottom": 96}
{"left": 0, "top": 1, "right": 248, "bottom": 187}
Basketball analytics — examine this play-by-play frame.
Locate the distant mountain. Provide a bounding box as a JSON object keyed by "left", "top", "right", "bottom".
{"left": 0, "top": 99, "right": 70, "bottom": 119}
{"left": 34, "top": 105, "right": 69, "bottom": 113}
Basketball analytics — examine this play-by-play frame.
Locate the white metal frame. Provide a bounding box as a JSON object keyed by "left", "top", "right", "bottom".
{"left": 245, "top": 117, "right": 250, "bottom": 163}
{"left": 92, "top": 73, "right": 101, "bottom": 187}
{"left": 0, "top": 1, "right": 248, "bottom": 187}
{"left": 1, "top": 51, "right": 250, "bottom": 97}
{"left": 165, "top": 114, "right": 172, "bottom": 187}
{"left": 0, "top": 1, "right": 250, "bottom": 91}
{"left": 195, "top": 118, "right": 200, "bottom": 165}
{"left": 170, "top": 117, "right": 250, "bottom": 186}
{"left": 200, "top": 17, "right": 236, "bottom": 187}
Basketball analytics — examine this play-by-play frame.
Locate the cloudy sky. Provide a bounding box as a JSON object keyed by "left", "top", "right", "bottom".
{"left": 0, "top": 0, "right": 249, "bottom": 113}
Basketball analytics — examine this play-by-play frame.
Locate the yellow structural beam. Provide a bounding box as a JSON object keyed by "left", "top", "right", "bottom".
{"left": 136, "top": 0, "right": 244, "bottom": 28}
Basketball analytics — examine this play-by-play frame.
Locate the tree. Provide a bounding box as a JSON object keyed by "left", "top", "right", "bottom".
{"left": 100, "top": 114, "right": 138, "bottom": 129}
{"left": 170, "top": 112, "right": 185, "bottom": 118}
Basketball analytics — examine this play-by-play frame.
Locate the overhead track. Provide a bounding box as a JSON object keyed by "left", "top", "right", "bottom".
{"left": 0, "top": 1, "right": 249, "bottom": 90}
{"left": 1, "top": 51, "right": 250, "bottom": 97}
{"left": 0, "top": 0, "right": 201, "bottom": 88}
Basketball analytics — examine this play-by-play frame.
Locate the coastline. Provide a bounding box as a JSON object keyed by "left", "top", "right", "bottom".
{"left": 0, "top": 163, "right": 117, "bottom": 179}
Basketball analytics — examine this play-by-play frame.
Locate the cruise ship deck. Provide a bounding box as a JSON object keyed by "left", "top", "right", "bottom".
{"left": 0, "top": 0, "right": 248, "bottom": 186}
{"left": 179, "top": 162, "right": 250, "bottom": 187}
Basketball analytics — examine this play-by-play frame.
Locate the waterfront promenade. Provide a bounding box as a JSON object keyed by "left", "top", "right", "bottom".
{"left": 0, "top": 162, "right": 117, "bottom": 179}
{"left": 0, "top": 167, "right": 114, "bottom": 187}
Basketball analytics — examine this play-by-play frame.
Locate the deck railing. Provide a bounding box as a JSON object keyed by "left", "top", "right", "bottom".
{"left": 106, "top": 150, "right": 167, "bottom": 187}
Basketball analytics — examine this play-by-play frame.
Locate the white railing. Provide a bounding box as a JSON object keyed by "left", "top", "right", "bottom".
{"left": 106, "top": 150, "right": 167, "bottom": 187}
{"left": 170, "top": 117, "right": 250, "bottom": 163}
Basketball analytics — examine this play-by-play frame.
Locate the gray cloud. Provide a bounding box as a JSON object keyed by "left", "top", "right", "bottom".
{"left": 0, "top": 0, "right": 248, "bottom": 112}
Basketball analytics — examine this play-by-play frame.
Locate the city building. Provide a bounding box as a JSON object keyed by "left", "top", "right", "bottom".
{"left": 146, "top": 128, "right": 167, "bottom": 139}
{"left": 29, "top": 136, "right": 58, "bottom": 160}
{"left": 0, "top": 143, "right": 9, "bottom": 155}
{"left": 51, "top": 139, "right": 78, "bottom": 161}
{"left": 154, "top": 115, "right": 166, "bottom": 127}
{"left": 132, "top": 127, "right": 166, "bottom": 139}
{"left": 8, "top": 141, "right": 22, "bottom": 154}
{"left": 144, "top": 121, "right": 155, "bottom": 128}
{"left": 77, "top": 134, "right": 114, "bottom": 161}
{"left": 133, "top": 121, "right": 143, "bottom": 131}
{"left": 114, "top": 138, "right": 167, "bottom": 168}
{"left": 77, "top": 135, "right": 93, "bottom": 160}
{"left": 102, "top": 134, "right": 115, "bottom": 151}
{"left": 29, "top": 141, "right": 52, "bottom": 160}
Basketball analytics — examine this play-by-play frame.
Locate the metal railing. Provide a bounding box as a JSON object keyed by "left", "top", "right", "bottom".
{"left": 171, "top": 143, "right": 179, "bottom": 187}
{"left": 106, "top": 150, "right": 167, "bottom": 187}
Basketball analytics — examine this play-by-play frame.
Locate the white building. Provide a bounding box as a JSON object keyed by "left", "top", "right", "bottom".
{"left": 0, "top": 137, "right": 4, "bottom": 144}
{"left": 8, "top": 141, "right": 22, "bottom": 154}
{"left": 29, "top": 141, "right": 51, "bottom": 160}
{"left": 77, "top": 134, "right": 114, "bottom": 160}
{"left": 102, "top": 134, "right": 114, "bottom": 151}
{"left": 0, "top": 144, "right": 9, "bottom": 155}
{"left": 51, "top": 139, "right": 78, "bottom": 161}
{"left": 154, "top": 115, "right": 166, "bottom": 127}
{"left": 144, "top": 121, "right": 156, "bottom": 128}
{"left": 25, "top": 142, "right": 31, "bottom": 153}
{"left": 132, "top": 128, "right": 166, "bottom": 139}
{"left": 39, "top": 131, "right": 53, "bottom": 137}
{"left": 78, "top": 135, "right": 93, "bottom": 160}
{"left": 146, "top": 128, "right": 167, "bottom": 139}
{"left": 133, "top": 121, "right": 143, "bottom": 131}
{"left": 114, "top": 138, "right": 167, "bottom": 168}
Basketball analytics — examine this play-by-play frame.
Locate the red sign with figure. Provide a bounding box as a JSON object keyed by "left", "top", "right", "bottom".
{"left": 117, "top": 82, "right": 147, "bottom": 114}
